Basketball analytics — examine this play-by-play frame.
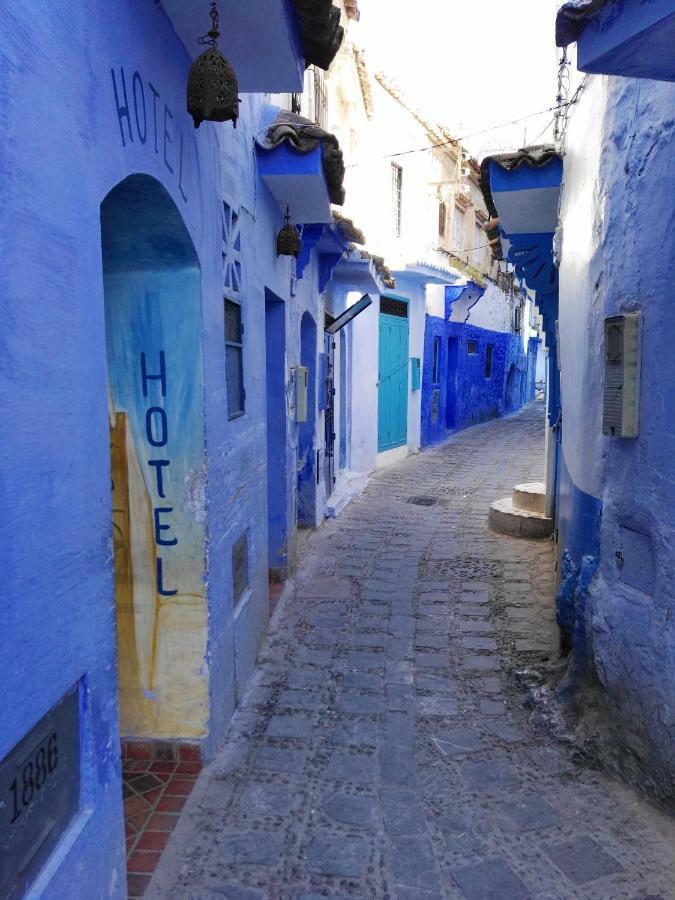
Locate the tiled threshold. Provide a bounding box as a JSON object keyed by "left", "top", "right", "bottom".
{"left": 122, "top": 741, "right": 202, "bottom": 898}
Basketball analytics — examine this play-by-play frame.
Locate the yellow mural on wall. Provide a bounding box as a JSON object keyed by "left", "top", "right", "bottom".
{"left": 109, "top": 395, "right": 208, "bottom": 740}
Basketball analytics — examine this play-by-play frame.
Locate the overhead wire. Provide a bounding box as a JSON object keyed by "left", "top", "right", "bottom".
{"left": 344, "top": 101, "right": 575, "bottom": 168}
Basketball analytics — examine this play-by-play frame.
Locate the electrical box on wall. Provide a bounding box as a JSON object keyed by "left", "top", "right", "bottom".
{"left": 294, "top": 365, "right": 308, "bottom": 423}
{"left": 603, "top": 311, "right": 641, "bottom": 438}
{"left": 411, "top": 357, "right": 421, "bottom": 390}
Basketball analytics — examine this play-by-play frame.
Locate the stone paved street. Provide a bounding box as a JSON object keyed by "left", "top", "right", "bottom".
{"left": 147, "top": 403, "right": 675, "bottom": 900}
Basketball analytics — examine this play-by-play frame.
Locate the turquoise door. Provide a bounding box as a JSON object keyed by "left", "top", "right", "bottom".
{"left": 378, "top": 306, "right": 409, "bottom": 452}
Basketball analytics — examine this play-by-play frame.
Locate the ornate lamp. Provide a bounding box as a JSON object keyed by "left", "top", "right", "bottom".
{"left": 276, "top": 208, "right": 302, "bottom": 257}
{"left": 187, "top": 3, "right": 239, "bottom": 129}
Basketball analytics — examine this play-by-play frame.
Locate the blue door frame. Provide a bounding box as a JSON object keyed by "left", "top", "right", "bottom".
{"left": 378, "top": 298, "right": 409, "bottom": 452}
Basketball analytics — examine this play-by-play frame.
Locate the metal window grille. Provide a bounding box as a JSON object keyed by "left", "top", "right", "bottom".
{"left": 514, "top": 305, "right": 522, "bottom": 333}
{"left": 232, "top": 532, "right": 249, "bottom": 604}
{"left": 485, "top": 343, "right": 493, "bottom": 378}
{"left": 391, "top": 164, "right": 403, "bottom": 238}
{"left": 380, "top": 296, "right": 408, "bottom": 318}
{"left": 225, "top": 298, "right": 245, "bottom": 418}
{"left": 432, "top": 336, "right": 441, "bottom": 383}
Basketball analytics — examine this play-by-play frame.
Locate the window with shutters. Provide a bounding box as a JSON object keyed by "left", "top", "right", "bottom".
{"left": 225, "top": 298, "right": 245, "bottom": 418}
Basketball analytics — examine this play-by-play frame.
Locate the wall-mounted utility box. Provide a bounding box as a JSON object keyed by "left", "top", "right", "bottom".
{"left": 411, "top": 357, "right": 421, "bottom": 390}
{"left": 603, "top": 312, "right": 641, "bottom": 438}
{"left": 293, "top": 365, "right": 308, "bottom": 423}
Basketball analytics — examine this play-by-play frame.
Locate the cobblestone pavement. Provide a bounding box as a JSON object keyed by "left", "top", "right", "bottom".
{"left": 148, "top": 403, "right": 675, "bottom": 900}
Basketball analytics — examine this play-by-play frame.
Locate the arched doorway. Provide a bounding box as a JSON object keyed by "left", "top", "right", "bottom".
{"left": 101, "top": 175, "right": 209, "bottom": 743}
{"left": 297, "top": 312, "right": 317, "bottom": 527}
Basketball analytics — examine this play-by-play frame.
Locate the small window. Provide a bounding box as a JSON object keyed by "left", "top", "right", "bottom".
{"left": 391, "top": 163, "right": 403, "bottom": 238}
{"left": 467, "top": 339, "right": 478, "bottom": 355}
{"left": 225, "top": 298, "right": 245, "bottom": 418}
{"left": 514, "top": 305, "right": 522, "bottom": 333}
{"left": 432, "top": 336, "right": 441, "bottom": 383}
{"left": 232, "top": 531, "right": 249, "bottom": 604}
{"left": 485, "top": 343, "right": 493, "bottom": 379}
{"left": 438, "top": 201, "right": 446, "bottom": 237}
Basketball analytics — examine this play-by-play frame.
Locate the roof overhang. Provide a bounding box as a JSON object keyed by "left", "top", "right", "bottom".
{"left": 393, "top": 262, "right": 462, "bottom": 286}
{"left": 488, "top": 156, "right": 563, "bottom": 236}
{"left": 296, "top": 217, "right": 368, "bottom": 291}
{"left": 162, "top": 0, "right": 304, "bottom": 92}
{"left": 480, "top": 147, "right": 563, "bottom": 298}
{"left": 331, "top": 251, "right": 388, "bottom": 294}
{"left": 259, "top": 143, "right": 333, "bottom": 223}
{"left": 256, "top": 107, "right": 345, "bottom": 224}
{"left": 556, "top": 0, "right": 675, "bottom": 82}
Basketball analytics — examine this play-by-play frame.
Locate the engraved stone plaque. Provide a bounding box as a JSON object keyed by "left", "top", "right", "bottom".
{"left": 0, "top": 687, "right": 80, "bottom": 899}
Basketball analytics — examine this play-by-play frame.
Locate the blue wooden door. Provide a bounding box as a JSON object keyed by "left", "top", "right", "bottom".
{"left": 378, "top": 310, "right": 409, "bottom": 451}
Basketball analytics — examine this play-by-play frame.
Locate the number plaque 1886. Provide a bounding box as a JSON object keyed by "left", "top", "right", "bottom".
{"left": 0, "top": 687, "right": 81, "bottom": 899}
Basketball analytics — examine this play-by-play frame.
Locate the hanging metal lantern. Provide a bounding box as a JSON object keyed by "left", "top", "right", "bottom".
{"left": 276, "top": 208, "right": 302, "bottom": 257}
{"left": 187, "top": 3, "right": 239, "bottom": 129}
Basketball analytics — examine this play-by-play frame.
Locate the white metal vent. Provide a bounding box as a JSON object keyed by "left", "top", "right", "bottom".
{"left": 603, "top": 312, "right": 641, "bottom": 438}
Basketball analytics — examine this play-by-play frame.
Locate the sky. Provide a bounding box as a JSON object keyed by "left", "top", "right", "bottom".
{"left": 358, "top": 0, "right": 563, "bottom": 160}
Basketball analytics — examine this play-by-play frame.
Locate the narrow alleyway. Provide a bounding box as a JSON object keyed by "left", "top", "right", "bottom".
{"left": 147, "top": 403, "right": 675, "bottom": 900}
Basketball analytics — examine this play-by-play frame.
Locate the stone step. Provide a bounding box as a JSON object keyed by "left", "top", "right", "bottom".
{"left": 512, "top": 481, "right": 546, "bottom": 515}
{"left": 488, "top": 497, "right": 553, "bottom": 540}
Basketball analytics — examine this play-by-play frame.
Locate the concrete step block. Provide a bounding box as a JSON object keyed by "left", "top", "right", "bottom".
{"left": 512, "top": 481, "right": 546, "bottom": 515}
{"left": 488, "top": 497, "right": 553, "bottom": 540}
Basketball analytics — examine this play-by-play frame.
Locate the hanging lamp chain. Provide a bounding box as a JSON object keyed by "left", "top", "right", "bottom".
{"left": 198, "top": 2, "right": 220, "bottom": 47}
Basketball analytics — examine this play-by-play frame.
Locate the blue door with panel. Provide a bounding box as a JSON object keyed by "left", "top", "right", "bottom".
{"left": 378, "top": 297, "right": 409, "bottom": 452}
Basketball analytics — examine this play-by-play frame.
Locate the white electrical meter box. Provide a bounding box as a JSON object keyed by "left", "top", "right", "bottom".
{"left": 603, "top": 311, "right": 641, "bottom": 438}
{"left": 294, "top": 365, "right": 309, "bottom": 423}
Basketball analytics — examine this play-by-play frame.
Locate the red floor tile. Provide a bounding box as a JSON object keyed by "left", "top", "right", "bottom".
{"left": 124, "top": 795, "right": 151, "bottom": 817}
{"left": 164, "top": 778, "right": 196, "bottom": 796}
{"left": 128, "top": 850, "right": 161, "bottom": 874}
{"left": 123, "top": 743, "right": 200, "bottom": 896}
{"left": 150, "top": 761, "right": 177, "bottom": 774}
{"left": 156, "top": 794, "right": 187, "bottom": 813}
{"left": 146, "top": 811, "right": 179, "bottom": 832}
{"left": 127, "top": 809, "right": 152, "bottom": 831}
{"left": 126, "top": 741, "right": 153, "bottom": 760}
{"left": 175, "top": 761, "right": 201, "bottom": 775}
{"left": 136, "top": 830, "right": 171, "bottom": 852}
{"left": 178, "top": 744, "right": 201, "bottom": 762}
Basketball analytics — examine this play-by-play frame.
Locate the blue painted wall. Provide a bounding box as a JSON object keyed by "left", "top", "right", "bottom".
{"left": 421, "top": 316, "right": 536, "bottom": 447}
{"left": 555, "top": 71, "right": 675, "bottom": 797}
{"left": 0, "top": 0, "right": 332, "bottom": 892}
